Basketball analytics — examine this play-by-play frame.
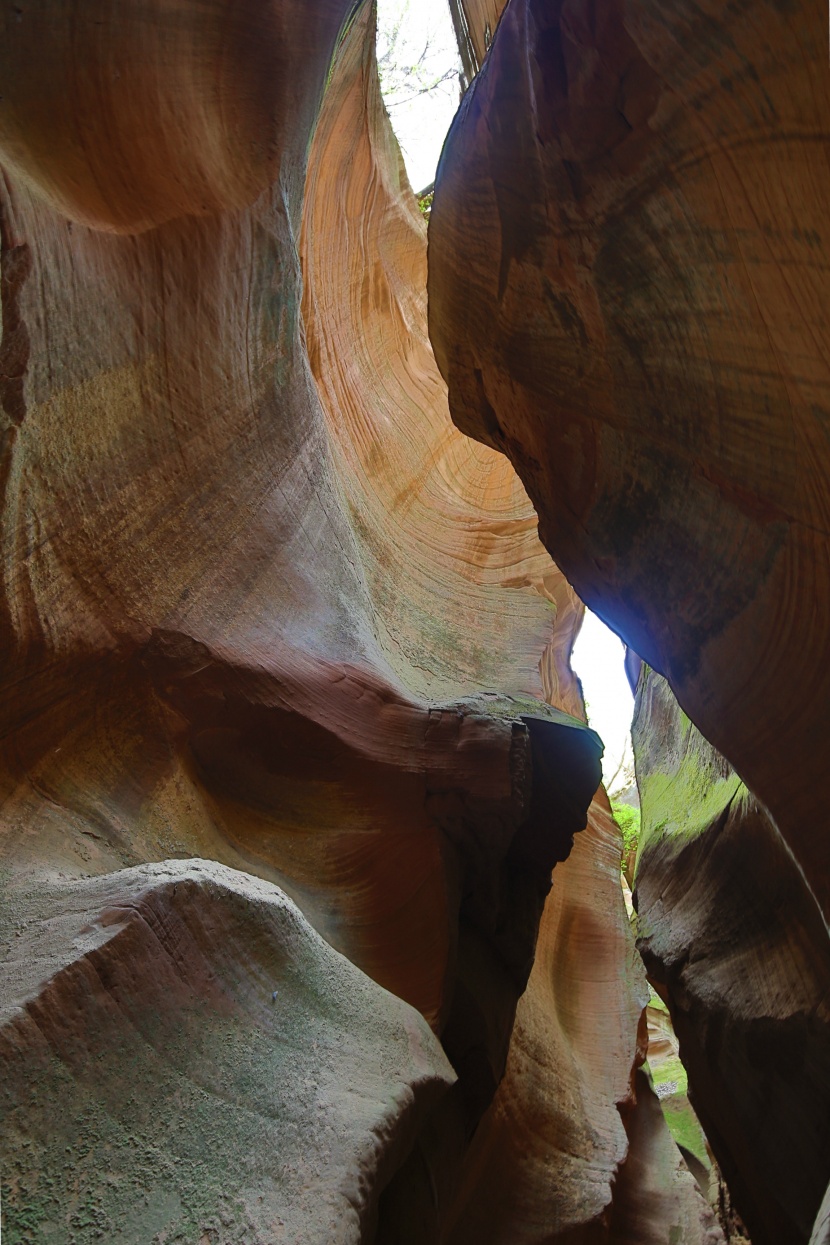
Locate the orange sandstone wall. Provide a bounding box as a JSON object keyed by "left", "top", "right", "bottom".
{"left": 0, "top": 0, "right": 719, "bottom": 1240}
{"left": 430, "top": 1, "right": 830, "bottom": 1238}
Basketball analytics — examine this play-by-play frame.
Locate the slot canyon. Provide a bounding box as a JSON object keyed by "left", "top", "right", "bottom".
{"left": 0, "top": 1, "right": 827, "bottom": 1242}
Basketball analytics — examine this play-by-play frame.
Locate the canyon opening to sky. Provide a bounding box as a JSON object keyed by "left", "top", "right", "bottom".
{"left": 1, "top": 3, "right": 826, "bottom": 1243}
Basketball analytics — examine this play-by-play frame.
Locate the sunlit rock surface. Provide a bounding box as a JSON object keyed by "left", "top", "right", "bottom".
{"left": 0, "top": 0, "right": 718, "bottom": 1240}
{"left": 448, "top": 0, "right": 508, "bottom": 75}
{"left": 0, "top": 0, "right": 763, "bottom": 1238}
{"left": 0, "top": 0, "right": 610, "bottom": 1237}
{"left": 429, "top": 0, "right": 830, "bottom": 917}
{"left": 372, "top": 585, "right": 717, "bottom": 1242}
{"left": 645, "top": 996, "right": 712, "bottom": 1198}
{"left": 305, "top": 10, "right": 716, "bottom": 1239}
{"left": 633, "top": 669, "right": 830, "bottom": 1245}
{"left": 442, "top": 793, "right": 722, "bottom": 1245}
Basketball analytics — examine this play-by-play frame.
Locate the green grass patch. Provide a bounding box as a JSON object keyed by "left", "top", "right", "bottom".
{"left": 651, "top": 1053, "right": 687, "bottom": 1095}
{"left": 647, "top": 986, "right": 669, "bottom": 1015}
{"left": 417, "top": 190, "right": 434, "bottom": 218}
{"left": 661, "top": 1094, "right": 709, "bottom": 1168}
{"left": 649, "top": 1056, "right": 710, "bottom": 1168}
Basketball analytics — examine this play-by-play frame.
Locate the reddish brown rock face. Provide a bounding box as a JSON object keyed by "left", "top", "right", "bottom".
{"left": 0, "top": 0, "right": 598, "bottom": 1040}
{"left": 430, "top": 1, "right": 830, "bottom": 1238}
{"left": 448, "top": 0, "right": 509, "bottom": 75}
{"left": 428, "top": 0, "right": 830, "bottom": 915}
{"left": 0, "top": 0, "right": 349, "bottom": 233}
{"left": 0, "top": 1, "right": 675, "bottom": 1240}
{"left": 439, "top": 794, "right": 721, "bottom": 1245}
{"left": 0, "top": 0, "right": 742, "bottom": 1240}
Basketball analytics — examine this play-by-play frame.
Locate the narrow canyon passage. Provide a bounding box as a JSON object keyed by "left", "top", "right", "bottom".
{"left": 0, "top": 2, "right": 827, "bottom": 1244}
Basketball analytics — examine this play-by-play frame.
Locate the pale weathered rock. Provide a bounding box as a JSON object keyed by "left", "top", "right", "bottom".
{"left": 811, "top": 1181, "right": 830, "bottom": 1245}
{"left": 1, "top": 860, "right": 455, "bottom": 1243}
{"left": 610, "top": 1068, "right": 723, "bottom": 1245}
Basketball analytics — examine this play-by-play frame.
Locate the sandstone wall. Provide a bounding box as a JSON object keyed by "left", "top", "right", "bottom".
{"left": 430, "top": 2, "right": 830, "bottom": 1237}
{"left": 0, "top": 1, "right": 704, "bottom": 1241}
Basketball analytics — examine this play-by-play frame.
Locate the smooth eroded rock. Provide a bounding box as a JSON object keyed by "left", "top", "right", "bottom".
{"left": 0, "top": 860, "right": 455, "bottom": 1243}
{"left": 633, "top": 669, "right": 830, "bottom": 1245}
{"left": 429, "top": 0, "right": 830, "bottom": 915}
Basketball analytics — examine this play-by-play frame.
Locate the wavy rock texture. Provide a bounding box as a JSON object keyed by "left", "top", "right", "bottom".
{"left": 448, "top": 0, "right": 508, "bottom": 76}
{"left": 0, "top": 0, "right": 724, "bottom": 1241}
{"left": 0, "top": 0, "right": 600, "bottom": 1035}
{"left": 442, "top": 793, "right": 722, "bottom": 1245}
{"left": 0, "top": 0, "right": 610, "bottom": 1238}
{"left": 431, "top": 3, "right": 830, "bottom": 1236}
{"left": 633, "top": 668, "right": 830, "bottom": 1245}
{"left": 301, "top": 2, "right": 580, "bottom": 718}
{"left": 372, "top": 656, "right": 718, "bottom": 1242}
{"left": 429, "top": 0, "right": 830, "bottom": 919}
{"left": 0, "top": 0, "right": 735, "bottom": 1241}
{"left": 304, "top": 14, "right": 716, "bottom": 1241}
{"left": 1, "top": 861, "right": 455, "bottom": 1243}
{"left": 0, "top": 0, "right": 601, "bottom": 1020}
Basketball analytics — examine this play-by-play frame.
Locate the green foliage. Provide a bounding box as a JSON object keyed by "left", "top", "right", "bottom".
{"left": 636, "top": 670, "right": 747, "bottom": 853}
{"left": 647, "top": 984, "right": 669, "bottom": 1014}
{"left": 417, "top": 190, "right": 434, "bottom": 217}
{"left": 651, "top": 1052, "right": 687, "bottom": 1096}
{"left": 611, "top": 801, "right": 640, "bottom": 856}
{"left": 663, "top": 1097, "right": 710, "bottom": 1168}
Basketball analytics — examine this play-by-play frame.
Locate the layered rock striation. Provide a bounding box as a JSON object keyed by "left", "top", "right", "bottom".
{"left": 430, "top": 2, "right": 830, "bottom": 1238}
{"left": 0, "top": 0, "right": 608, "bottom": 1237}
{"left": 429, "top": 0, "right": 830, "bottom": 916}
{"left": 0, "top": 0, "right": 712, "bottom": 1241}
{"left": 0, "top": 0, "right": 772, "bottom": 1238}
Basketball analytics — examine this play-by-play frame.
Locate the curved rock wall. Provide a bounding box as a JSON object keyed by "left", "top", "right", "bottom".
{"left": 0, "top": 0, "right": 596, "bottom": 1033}
{"left": 0, "top": 0, "right": 716, "bottom": 1240}
{"left": 428, "top": 0, "right": 830, "bottom": 917}
{"left": 301, "top": 0, "right": 572, "bottom": 713}
{"left": 305, "top": 12, "right": 717, "bottom": 1240}
{"left": 1, "top": 860, "right": 456, "bottom": 1243}
{"left": 0, "top": 0, "right": 611, "bottom": 1238}
{"left": 430, "top": 2, "right": 830, "bottom": 1237}
{"left": 633, "top": 668, "right": 830, "bottom": 1245}
{"left": 0, "top": 0, "right": 754, "bottom": 1239}
{"left": 442, "top": 792, "right": 721, "bottom": 1245}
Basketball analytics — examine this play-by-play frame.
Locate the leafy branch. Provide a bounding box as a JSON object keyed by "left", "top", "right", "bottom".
{"left": 377, "top": 1, "right": 460, "bottom": 110}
